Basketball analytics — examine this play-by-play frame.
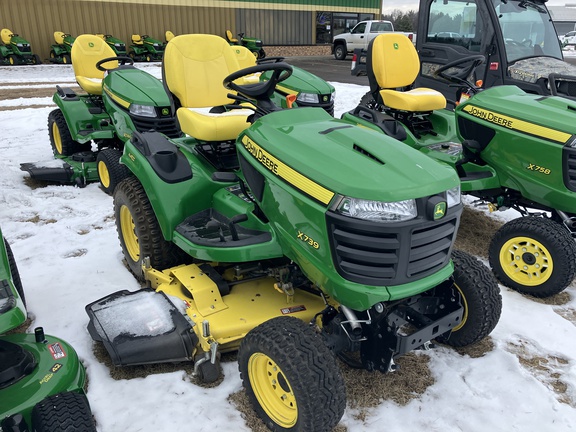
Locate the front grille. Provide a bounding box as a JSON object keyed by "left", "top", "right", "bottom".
{"left": 563, "top": 145, "right": 576, "bottom": 192}
{"left": 326, "top": 205, "right": 460, "bottom": 286}
{"left": 19, "top": 45, "right": 31, "bottom": 53}
{"left": 131, "top": 114, "right": 182, "bottom": 139}
{"left": 297, "top": 98, "right": 334, "bottom": 116}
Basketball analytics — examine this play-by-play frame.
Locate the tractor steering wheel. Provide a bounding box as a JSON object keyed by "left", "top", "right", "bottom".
{"left": 223, "top": 62, "right": 293, "bottom": 101}
{"left": 433, "top": 55, "right": 485, "bottom": 86}
{"left": 257, "top": 56, "right": 285, "bottom": 64}
{"left": 95, "top": 56, "right": 134, "bottom": 71}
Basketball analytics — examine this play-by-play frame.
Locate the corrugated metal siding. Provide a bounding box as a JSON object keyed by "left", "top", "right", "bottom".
{"left": 237, "top": 9, "right": 312, "bottom": 45}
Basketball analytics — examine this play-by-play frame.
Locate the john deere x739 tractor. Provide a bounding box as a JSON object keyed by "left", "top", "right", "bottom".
{"left": 84, "top": 34, "right": 501, "bottom": 431}
{"left": 0, "top": 28, "right": 40, "bottom": 65}
{"left": 49, "top": 31, "right": 75, "bottom": 64}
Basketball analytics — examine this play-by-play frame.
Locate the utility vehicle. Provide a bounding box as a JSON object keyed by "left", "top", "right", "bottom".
{"left": 128, "top": 34, "right": 164, "bottom": 62}
{"left": 96, "top": 33, "right": 127, "bottom": 56}
{"left": 226, "top": 29, "right": 265, "bottom": 59}
{"left": 49, "top": 31, "right": 75, "bottom": 64}
{"left": 342, "top": 33, "right": 576, "bottom": 298}
{"left": 0, "top": 28, "right": 40, "bottom": 65}
{"left": 0, "top": 227, "right": 96, "bottom": 432}
{"left": 85, "top": 34, "right": 501, "bottom": 431}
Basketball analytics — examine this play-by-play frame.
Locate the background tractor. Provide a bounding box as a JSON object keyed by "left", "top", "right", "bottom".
{"left": 0, "top": 28, "right": 40, "bottom": 65}
{"left": 96, "top": 33, "right": 127, "bottom": 56}
{"left": 48, "top": 31, "right": 75, "bottom": 64}
{"left": 128, "top": 34, "right": 165, "bottom": 62}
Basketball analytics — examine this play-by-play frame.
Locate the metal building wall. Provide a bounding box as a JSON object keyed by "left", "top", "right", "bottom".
{"left": 236, "top": 9, "right": 312, "bottom": 45}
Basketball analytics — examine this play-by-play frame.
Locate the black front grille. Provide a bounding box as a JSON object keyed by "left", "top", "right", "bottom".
{"left": 563, "top": 145, "right": 576, "bottom": 192}
{"left": 326, "top": 204, "right": 460, "bottom": 286}
{"left": 297, "top": 98, "right": 334, "bottom": 116}
{"left": 131, "top": 114, "right": 182, "bottom": 139}
{"left": 19, "top": 45, "right": 31, "bottom": 53}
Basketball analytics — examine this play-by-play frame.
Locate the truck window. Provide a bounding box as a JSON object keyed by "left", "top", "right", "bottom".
{"left": 492, "top": 0, "right": 562, "bottom": 63}
{"left": 426, "top": 0, "right": 484, "bottom": 51}
{"left": 352, "top": 23, "right": 367, "bottom": 34}
{"left": 370, "top": 22, "right": 394, "bottom": 32}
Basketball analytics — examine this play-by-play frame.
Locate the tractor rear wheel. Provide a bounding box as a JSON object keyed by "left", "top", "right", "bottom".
{"left": 31, "top": 392, "right": 96, "bottom": 432}
{"left": 33, "top": 54, "right": 41, "bottom": 64}
{"left": 442, "top": 250, "right": 502, "bottom": 347}
{"left": 8, "top": 54, "right": 19, "bottom": 65}
{"left": 47, "top": 109, "right": 88, "bottom": 156}
{"left": 96, "top": 148, "right": 130, "bottom": 195}
{"left": 114, "top": 177, "right": 186, "bottom": 280}
{"left": 238, "top": 316, "right": 346, "bottom": 432}
{"left": 62, "top": 54, "right": 71, "bottom": 64}
{"left": 489, "top": 217, "right": 576, "bottom": 297}
{"left": 5, "top": 241, "right": 25, "bottom": 307}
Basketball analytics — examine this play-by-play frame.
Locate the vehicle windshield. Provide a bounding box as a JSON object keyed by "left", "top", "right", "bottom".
{"left": 492, "top": 0, "right": 562, "bottom": 62}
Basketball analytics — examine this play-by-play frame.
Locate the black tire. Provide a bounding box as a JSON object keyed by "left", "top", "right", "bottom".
{"left": 113, "top": 177, "right": 185, "bottom": 280}
{"left": 145, "top": 54, "right": 152, "bottom": 62}
{"left": 194, "top": 352, "right": 221, "bottom": 384}
{"left": 96, "top": 148, "right": 131, "bottom": 195}
{"left": 5, "top": 241, "right": 25, "bottom": 307}
{"left": 47, "top": 109, "right": 87, "bottom": 156}
{"left": 442, "top": 250, "right": 502, "bottom": 347}
{"left": 238, "top": 316, "right": 346, "bottom": 432}
{"left": 488, "top": 217, "right": 576, "bottom": 297}
{"left": 31, "top": 391, "right": 96, "bottom": 432}
{"left": 62, "top": 54, "right": 71, "bottom": 64}
{"left": 333, "top": 44, "right": 347, "bottom": 60}
{"left": 33, "top": 54, "right": 41, "bottom": 65}
{"left": 49, "top": 50, "right": 56, "bottom": 59}
{"left": 257, "top": 48, "right": 266, "bottom": 60}
{"left": 8, "top": 54, "right": 19, "bottom": 65}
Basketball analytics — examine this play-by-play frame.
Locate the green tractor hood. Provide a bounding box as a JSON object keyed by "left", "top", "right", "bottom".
{"left": 0, "top": 230, "right": 26, "bottom": 333}
{"left": 273, "top": 66, "right": 335, "bottom": 97}
{"left": 244, "top": 108, "right": 459, "bottom": 203}
{"left": 103, "top": 68, "right": 172, "bottom": 108}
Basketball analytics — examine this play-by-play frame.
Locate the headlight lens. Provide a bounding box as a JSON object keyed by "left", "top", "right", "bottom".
{"left": 446, "top": 185, "right": 461, "bottom": 208}
{"left": 296, "top": 93, "right": 319, "bottom": 104}
{"left": 335, "top": 196, "right": 417, "bottom": 222}
{"left": 130, "top": 104, "right": 157, "bottom": 117}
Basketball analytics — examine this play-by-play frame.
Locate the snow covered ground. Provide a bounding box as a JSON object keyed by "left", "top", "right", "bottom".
{"left": 1, "top": 62, "right": 576, "bottom": 432}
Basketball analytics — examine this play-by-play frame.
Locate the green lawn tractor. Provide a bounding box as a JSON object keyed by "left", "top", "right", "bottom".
{"left": 0, "top": 227, "right": 96, "bottom": 432}
{"left": 84, "top": 34, "right": 501, "bottom": 431}
{"left": 0, "top": 28, "right": 41, "bottom": 65}
{"left": 48, "top": 31, "right": 75, "bottom": 64}
{"left": 96, "top": 33, "right": 127, "bottom": 56}
{"left": 341, "top": 33, "right": 576, "bottom": 298}
{"left": 226, "top": 29, "right": 265, "bottom": 59}
{"left": 128, "top": 34, "right": 164, "bottom": 62}
{"left": 21, "top": 34, "right": 181, "bottom": 194}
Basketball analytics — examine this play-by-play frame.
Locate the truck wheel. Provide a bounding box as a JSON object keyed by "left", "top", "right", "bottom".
{"left": 96, "top": 148, "right": 130, "bottom": 195}
{"left": 442, "top": 250, "right": 502, "bottom": 347}
{"left": 47, "top": 109, "right": 87, "bottom": 156}
{"left": 31, "top": 392, "right": 96, "bottom": 432}
{"left": 114, "top": 177, "right": 185, "bottom": 280}
{"left": 5, "top": 241, "right": 26, "bottom": 307}
{"left": 489, "top": 217, "right": 576, "bottom": 297}
{"left": 334, "top": 44, "right": 347, "bottom": 60}
{"left": 238, "top": 316, "right": 346, "bottom": 432}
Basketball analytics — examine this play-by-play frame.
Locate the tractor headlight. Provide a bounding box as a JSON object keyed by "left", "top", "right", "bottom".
{"left": 334, "top": 196, "right": 417, "bottom": 222}
{"left": 446, "top": 185, "right": 461, "bottom": 208}
{"left": 297, "top": 93, "right": 319, "bottom": 104}
{"left": 130, "top": 104, "right": 157, "bottom": 117}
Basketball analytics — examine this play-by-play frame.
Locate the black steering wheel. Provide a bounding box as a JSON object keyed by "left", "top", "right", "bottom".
{"left": 95, "top": 56, "right": 134, "bottom": 71}
{"left": 257, "top": 56, "right": 285, "bottom": 64}
{"left": 433, "top": 54, "right": 485, "bottom": 85}
{"left": 223, "top": 62, "right": 293, "bottom": 101}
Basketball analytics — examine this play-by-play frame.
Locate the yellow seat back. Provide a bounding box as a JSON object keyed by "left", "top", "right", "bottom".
{"left": 165, "top": 31, "right": 175, "bottom": 42}
{"left": 71, "top": 34, "right": 117, "bottom": 95}
{"left": 164, "top": 34, "right": 241, "bottom": 108}
{"left": 95, "top": 33, "right": 105, "bottom": 40}
{"left": 225, "top": 30, "right": 238, "bottom": 43}
{"left": 54, "top": 31, "right": 65, "bottom": 45}
{"left": 1, "top": 29, "right": 13, "bottom": 45}
{"left": 132, "top": 34, "right": 143, "bottom": 45}
{"left": 232, "top": 45, "right": 256, "bottom": 69}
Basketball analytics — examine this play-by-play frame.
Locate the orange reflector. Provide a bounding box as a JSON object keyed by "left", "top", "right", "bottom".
{"left": 475, "top": 79, "right": 483, "bottom": 87}
{"left": 490, "top": 62, "right": 499, "bottom": 70}
{"left": 286, "top": 94, "right": 297, "bottom": 108}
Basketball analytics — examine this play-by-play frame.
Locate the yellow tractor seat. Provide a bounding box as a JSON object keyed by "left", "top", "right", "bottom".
{"left": 71, "top": 34, "right": 117, "bottom": 95}
{"left": 54, "top": 31, "right": 66, "bottom": 45}
{"left": 165, "top": 31, "right": 175, "bottom": 42}
{"left": 371, "top": 33, "right": 446, "bottom": 112}
{"left": 132, "top": 34, "right": 144, "bottom": 45}
{"left": 225, "top": 30, "right": 238, "bottom": 44}
{"left": 163, "top": 34, "right": 251, "bottom": 141}
{"left": 1, "top": 29, "right": 13, "bottom": 45}
{"left": 231, "top": 45, "right": 260, "bottom": 84}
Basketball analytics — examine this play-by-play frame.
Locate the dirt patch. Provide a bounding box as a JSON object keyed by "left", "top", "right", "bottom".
{"left": 454, "top": 206, "right": 504, "bottom": 259}
{"left": 22, "top": 214, "right": 57, "bottom": 224}
{"left": 506, "top": 339, "right": 574, "bottom": 407}
{"left": 526, "top": 291, "right": 572, "bottom": 306}
{"left": 0, "top": 86, "right": 62, "bottom": 101}
{"left": 451, "top": 336, "right": 495, "bottom": 358}
{"left": 553, "top": 306, "right": 576, "bottom": 327}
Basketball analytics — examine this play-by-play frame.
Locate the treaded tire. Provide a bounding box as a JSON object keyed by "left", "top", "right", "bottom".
{"left": 488, "top": 217, "right": 576, "bottom": 297}
{"left": 113, "top": 177, "right": 186, "bottom": 280}
{"left": 238, "top": 316, "right": 346, "bottom": 432}
{"left": 333, "top": 44, "right": 346, "bottom": 60}
{"left": 443, "top": 250, "right": 502, "bottom": 347}
{"left": 96, "top": 148, "right": 131, "bottom": 195}
{"left": 5, "top": 241, "right": 25, "bottom": 307}
{"left": 31, "top": 391, "right": 96, "bottom": 432}
{"left": 47, "top": 109, "right": 88, "bottom": 156}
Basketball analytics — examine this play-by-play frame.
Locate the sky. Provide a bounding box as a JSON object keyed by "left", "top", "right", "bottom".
{"left": 1, "top": 63, "right": 576, "bottom": 431}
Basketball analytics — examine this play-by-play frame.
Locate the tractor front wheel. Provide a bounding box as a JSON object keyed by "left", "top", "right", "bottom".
{"left": 8, "top": 54, "right": 19, "bottom": 65}
{"left": 97, "top": 148, "right": 130, "bottom": 195}
{"left": 31, "top": 392, "right": 96, "bottom": 432}
{"left": 114, "top": 177, "right": 185, "bottom": 280}
{"left": 238, "top": 316, "right": 346, "bottom": 432}
{"left": 32, "top": 54, "right": 41, "bottom": 65}
{"left": 442, "top": 250, "right": 502, "bottom": 347}
{"left": 489, "top": 217, "right": 576, "bottom": 297}
{"left": 62, "top": 54, "right": 71, "bottom": 64}
{"left": 47, "top": 109, "right": 87, "bottom": 156}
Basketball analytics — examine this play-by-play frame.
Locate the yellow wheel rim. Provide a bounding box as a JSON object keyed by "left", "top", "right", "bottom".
{"left": 453, "top": 283, "right": 468, "bottom": 332}
{"left": 248, "top": 353, "right": 297, "bottom": 428}
{"left": 9, "top": 57, "right": 14, "bottom": 65}
{"left": 499, "top": 236, "right": 553, "bottom": 286}
{"left": 98, "top": 160, "right": 111, "bottom": 188}
{"left": 52, "top": 122, "right": 63, "bottom": 154}
{"left": 120, "top": 205, "right": 140, "bottom": 262}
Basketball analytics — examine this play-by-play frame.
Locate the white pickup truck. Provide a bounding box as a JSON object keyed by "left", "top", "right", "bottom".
{"left": 332, "top": 20, "right": 415, "bottom": 60}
